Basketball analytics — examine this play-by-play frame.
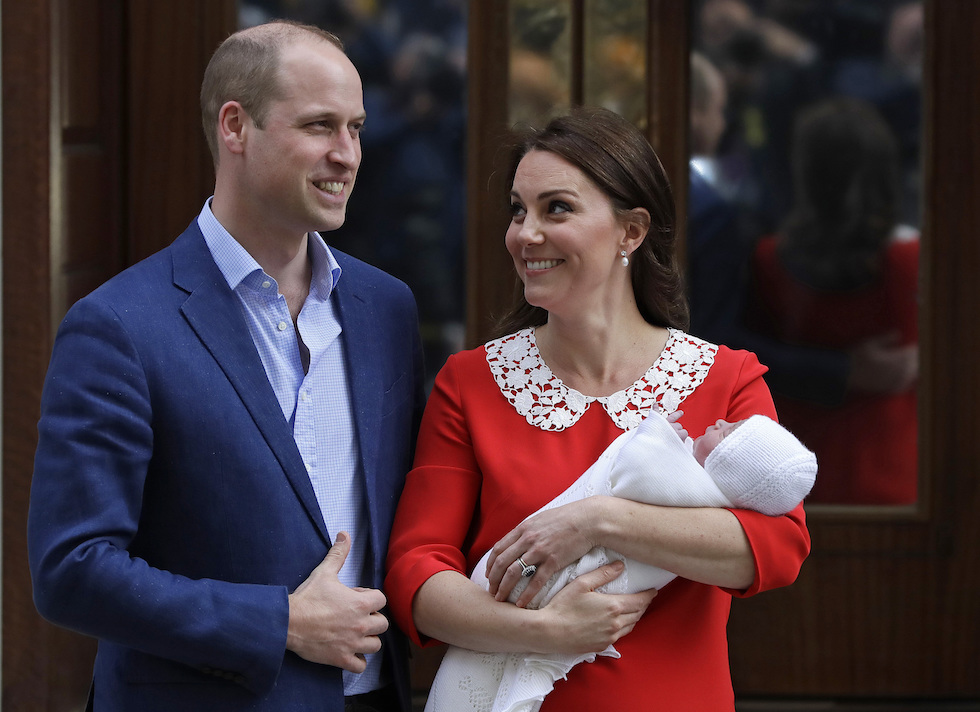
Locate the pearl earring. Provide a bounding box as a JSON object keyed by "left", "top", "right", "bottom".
{"left": 620, "top": 250, "right": 630, "bottom": 267}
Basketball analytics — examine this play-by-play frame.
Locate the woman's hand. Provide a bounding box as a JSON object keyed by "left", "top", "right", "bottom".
{"left": 412, "top": 563, "right": 656, "bottom": 656}
{"left": 538, "top": 561, "right": 658, "bottom": 654}
{"left": 486, "top": 498, "right": 603, "bottom": 608}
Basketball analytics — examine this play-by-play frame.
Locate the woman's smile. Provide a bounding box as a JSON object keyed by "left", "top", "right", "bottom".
{"left": 525, "top": 259, "right": 564, "bottom": 271}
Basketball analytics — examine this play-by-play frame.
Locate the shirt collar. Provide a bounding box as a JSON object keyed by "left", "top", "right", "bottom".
{"left": 197, "top": 198, "right": 342, "bottom": 297}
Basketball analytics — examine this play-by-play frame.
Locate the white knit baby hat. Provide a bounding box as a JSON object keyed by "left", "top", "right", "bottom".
{"left": 703, "top": 415, "right": 817, "bottom": 516}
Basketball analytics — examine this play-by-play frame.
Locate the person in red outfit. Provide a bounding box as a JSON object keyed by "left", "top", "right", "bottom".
{"left": 748, "top": 97, "right": 919, "bottom": 505}
{"left": 422, "top": 410, "right": 816, "bottom": 712}
{"left": 386, "top": 107, "right": 811, "bottom": 711}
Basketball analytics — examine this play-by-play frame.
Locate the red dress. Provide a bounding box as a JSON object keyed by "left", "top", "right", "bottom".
{"left": 750, "top": 234, "right": 919, "bottom": 504}
{"left": 386, "top": 329, "right": 810, "bottom": 711}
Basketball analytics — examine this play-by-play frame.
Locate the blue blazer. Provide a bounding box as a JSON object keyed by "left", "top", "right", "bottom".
{"left": 28, "top": 221, "right": 425, "bottom": 711}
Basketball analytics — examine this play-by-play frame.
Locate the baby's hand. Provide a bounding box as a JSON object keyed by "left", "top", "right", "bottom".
{"left": 666, "top": 410, "right": 689, "bottom": 441}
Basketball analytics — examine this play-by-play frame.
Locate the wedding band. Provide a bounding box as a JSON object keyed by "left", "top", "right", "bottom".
{"left": 517, "top": 557, "right": 537, "bottom": 578}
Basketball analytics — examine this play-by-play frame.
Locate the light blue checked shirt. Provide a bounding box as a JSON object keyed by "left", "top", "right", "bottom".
{"left": 198, "top": 200, "right": 381, "bottom": 694}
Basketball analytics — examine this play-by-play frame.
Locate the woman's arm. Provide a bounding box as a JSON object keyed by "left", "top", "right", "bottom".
{"left": 412, "top": 564, "right": 656, "bottom": 655}
{"left": 386, "top": 354, "right": 655, "bottom": 654}
{"left": 488, "top": 347, "right": 808, "bottom": 607}
{"left": 595, "top": 498, "right": 754, "bottom": 587}
{"left": 487, "top": 496, "right": 753, "bottom": 607}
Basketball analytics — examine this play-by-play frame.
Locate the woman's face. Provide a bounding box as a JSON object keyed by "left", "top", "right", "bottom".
{"left": 505, "top": 149, "right": 633, "bottom": 319}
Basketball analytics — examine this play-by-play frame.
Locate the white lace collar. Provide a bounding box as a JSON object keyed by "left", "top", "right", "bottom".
{"left": 485, "top": 328, "right": 717, "bottom": 432}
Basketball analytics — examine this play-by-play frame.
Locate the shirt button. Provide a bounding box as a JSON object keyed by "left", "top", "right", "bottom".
{"left": 262, "top": 280, "right": 272, "bottom": 289}
{"left": 277, "top": 321, "right": 288, "bottom": 331}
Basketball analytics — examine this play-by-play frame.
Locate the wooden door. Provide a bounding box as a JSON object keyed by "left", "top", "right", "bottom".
{"left": 2, "top": 2, "right": 235, "bottom": 709}
{"left": 466, "top": 0, "right": 980, "bottom": 705}
{"left": 728, "top": 1, "right": 980, "bottom": 700}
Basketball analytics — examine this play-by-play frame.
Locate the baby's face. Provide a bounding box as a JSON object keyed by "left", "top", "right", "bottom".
{"left": 693, "top": 419, "right": 744, "bottom": 466}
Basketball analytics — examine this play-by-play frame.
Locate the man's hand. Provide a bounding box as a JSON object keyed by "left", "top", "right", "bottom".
{"left": 286, "top": 532, "right": 389, "bottom": 672}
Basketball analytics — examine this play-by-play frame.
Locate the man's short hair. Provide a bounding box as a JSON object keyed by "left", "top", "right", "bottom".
{"left": 200, "top": 20, "right": 344, "bottom": 165}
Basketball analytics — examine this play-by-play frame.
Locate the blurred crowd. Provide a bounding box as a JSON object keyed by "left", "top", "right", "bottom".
{"left": 687, "top": 0, "right": 923, "bottom": 505}
{"left": 241, "top": 0, "right": 469, "bottom": 383}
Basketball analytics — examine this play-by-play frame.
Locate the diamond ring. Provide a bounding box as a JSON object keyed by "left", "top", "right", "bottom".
{"left": 517, "top": 557, "right": 537, "bottom": 578}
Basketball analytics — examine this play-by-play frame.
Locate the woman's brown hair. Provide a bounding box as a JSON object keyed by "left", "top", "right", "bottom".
{"left": 494, "top": 106, "right": 689, "bottom": 338}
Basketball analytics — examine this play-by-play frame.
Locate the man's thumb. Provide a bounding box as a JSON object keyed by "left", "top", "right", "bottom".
{"left": 322, "top": 531, "right": 351, "bottom": 573}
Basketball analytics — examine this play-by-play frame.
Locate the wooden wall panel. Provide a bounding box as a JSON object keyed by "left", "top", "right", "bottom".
{"left": 125, "top": 1, "right": 234, "bottom": 263}
{"left": 59, "top": 0, "right": 125, "bottom": 313}
{"left": 2, "top": 2, "right": 236, "bottom": 709}
{"left": 2, "top": 1, "right": 59, "bottom": 707}
{"left": 2, "top": 1, "right": 126, "bottom": 708}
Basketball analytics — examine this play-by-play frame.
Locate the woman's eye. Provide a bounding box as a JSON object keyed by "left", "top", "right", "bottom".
{"left": 549, "top": 200, "right": 571, "bottom": 214}
{"left": 509, "top": 202, "right": 526, "bottom": 218}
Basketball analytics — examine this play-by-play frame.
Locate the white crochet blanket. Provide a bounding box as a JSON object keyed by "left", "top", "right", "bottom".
{"left": 423, "top": 411, "right": 795, "bottom": 712}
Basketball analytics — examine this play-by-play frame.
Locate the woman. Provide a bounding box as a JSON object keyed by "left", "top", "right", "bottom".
{"left": 386, "top": 107, "right": 810, "bottom": 710}
{"left": 748, "top": 97, "right": 919, "bottom": 505}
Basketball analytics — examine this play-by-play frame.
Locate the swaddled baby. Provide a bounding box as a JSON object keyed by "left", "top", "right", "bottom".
{"left": 424, "top": 410, "right": 817, "bottom": 712}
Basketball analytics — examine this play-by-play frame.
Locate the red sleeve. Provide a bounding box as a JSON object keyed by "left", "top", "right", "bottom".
{"left": 728, "top": 503, "right": 810, "bottom": 597}
{"left": 711, "top": 347, "right": 812, "bottom": 597}
{"left": 385, "top": 354, "right": 480, "bottom": 646}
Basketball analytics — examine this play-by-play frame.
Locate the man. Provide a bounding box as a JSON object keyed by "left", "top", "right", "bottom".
{"left": 28, "top": 20, "right": 424, "bottom": 711}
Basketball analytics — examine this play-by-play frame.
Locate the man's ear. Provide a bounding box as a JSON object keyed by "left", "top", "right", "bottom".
{"left": 217, "top": 101, "right": 248, "bottom": 156}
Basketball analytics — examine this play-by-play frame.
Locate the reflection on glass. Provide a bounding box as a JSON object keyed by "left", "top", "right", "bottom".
{"left": 237, "top": 0, "right": 469, "bottom": 388}
{"left": 509, "top": 0, "right": 572, "bottom": 127}
{"left": 685, "top": 0, "right": 924, "bottom": 506}
{"left": 583, "top": 0, "right": 648, "bottom": 128}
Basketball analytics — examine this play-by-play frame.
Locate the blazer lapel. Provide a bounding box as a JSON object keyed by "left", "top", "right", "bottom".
{"left": 332, "top": 274, "right": 385, "bottom": 566}
{"left": 170, "top": 226, "right": 330, "bottom": 545}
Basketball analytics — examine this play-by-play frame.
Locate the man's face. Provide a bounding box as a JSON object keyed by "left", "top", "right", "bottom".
{"left": 241, "top": 39, "right": 365, "bottom": 239}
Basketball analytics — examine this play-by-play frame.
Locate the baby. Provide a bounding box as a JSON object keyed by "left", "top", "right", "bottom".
{"left": 672, "top": 409, "right": 815, "bottom": 514}
{"left": 424, "top": 410, "right": 817, "bottom": 712}
{"left": 680, "top": 413, "right": 747, "bottom": 466}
